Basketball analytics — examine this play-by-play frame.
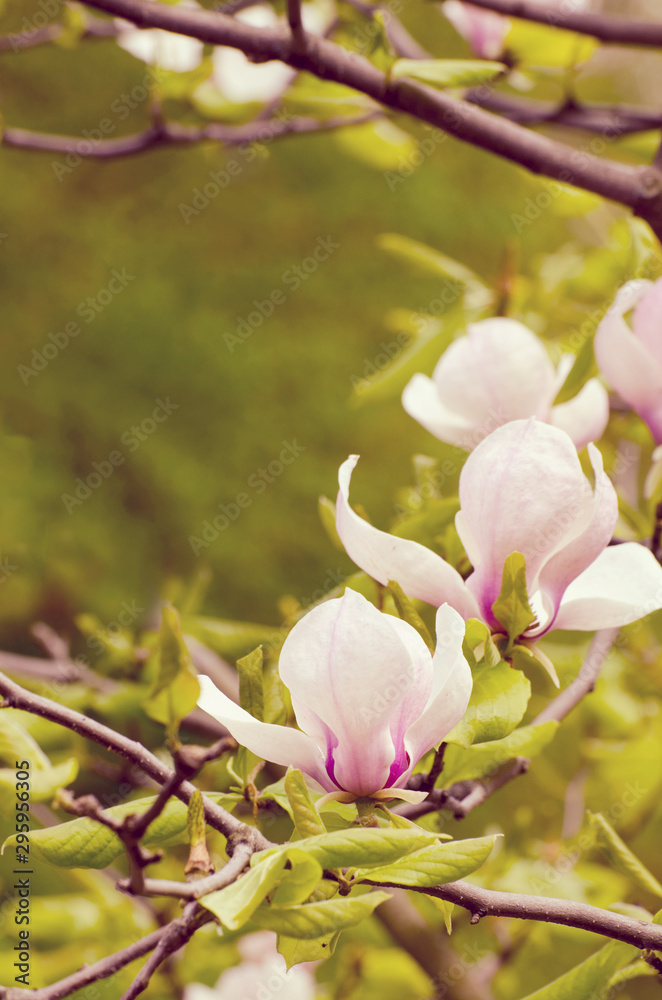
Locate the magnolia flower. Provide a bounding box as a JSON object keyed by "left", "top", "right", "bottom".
{"left": 116, "top": 3, "right": 204, "bottom": 72}
{"left": 594, "top": 278, "right": 662, "bottom": 495}
{"left": 197, "top": 589, "right": 471, "bottom": 800}
{"left": 336, "top": 420, "right": 662, "bottom": 638}
{"left": 442, "top": 1, "right": 509, "bottom": 60}
{"left": 401, "top": 318, "right": 609, "bottom": 452}
{"left": 212, "top": 2, "right": 334, "bottom": 104}
{"left": 184, "top": 931, "right": 316, "bottom": 1000}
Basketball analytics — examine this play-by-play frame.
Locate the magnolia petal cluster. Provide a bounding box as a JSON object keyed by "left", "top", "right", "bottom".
{"left": 336, "top": 421, "right": 662, "bottom": 638}
{"left": 402, "top": 318, "right": 609, "bottom": 451}
{"left": 197, "top": 589, "right": 472, "bottom": 798}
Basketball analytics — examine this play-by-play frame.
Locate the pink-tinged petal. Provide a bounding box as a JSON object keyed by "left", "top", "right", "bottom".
{"left": 458, "top": 420, "right": 586, "bottom": 622}
{"left": 595, "top": 280, "right": 662, "bottom": 434}
{"left": 399, "top": 604, "right": 472, "bottom": 780}
{"left": 442, "top": 0, "right": 509, "bottom": 59}
{"left": 402, "top": 373, "right": 477, "bottom": 450}
{"left": 535, "top": 444, "right": 618, "bottom": 633}
{"left": 633, "top": 279, "right": 662, "bottom": 368}
{"left": 431, "top": 319, "right": 557, "bottom": 432}
{"left": 279, "top": 590, "right": 432, "bottom": 796}
{"left": 196, "top": 676, "right": 334, "bottom": 791}
{"left": 549, "top": 378, "right": 610, "bottom": 450}
{"left": 552, "top": 543, "right": 662, "bottom": 631}
{"left": 336, "top": 455, "right": 479, "bottom": 618}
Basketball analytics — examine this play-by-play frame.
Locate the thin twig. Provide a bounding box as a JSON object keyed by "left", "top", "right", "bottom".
{"left": 0, "top": 670, "right": 270, "bottom": 849}
{"left": 118, "top": 841, "right": 253, "bottom": 899}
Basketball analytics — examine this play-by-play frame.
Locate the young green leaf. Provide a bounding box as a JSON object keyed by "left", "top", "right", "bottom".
{"left": 254, "top": 827, "right": 440, "bottom": 871}
{"left": 251, "top": 891, "right": 392, "bottom": 938}
{"left": 589, "top": 812, "right": 662, "bottom": 900}
{"left": 354, "top": 835, "right": 498, "bottom": 887}
{"left": 445, "top": 661, "right": 531, "bottom": 748}
{"left": 143, "top": 604, "right": 200, "bottom": 730}
{"left": 278, "top": 931, "right": 340, "bottom": 969}
{"left": 272, "top": 849, "right": 324, "bottom": 907}
{"left": 237, "top": 645, "right": 264, "bottom": 721}
{"left": 387, "top": 580, "right": 434, "bottom": 650}
{"left": 200, "top": 852, "right": 287, "bottom": 930}
{"left": 516, "top": 940, "right": 638, "bottom": 1000}
{"left": 492, "top": 552, "right": 536, "bottom": 650}
{"left": 391, "top": 59, "right": 505, "bottom": 88}
{"left": 442, "top": 721, "right": 558, "bottom": 784}
{"left": 284, "top": 768, "right": 326, "bottom": 838}
{"left": 0, "top": 715, "right": 78, "bottom": 801}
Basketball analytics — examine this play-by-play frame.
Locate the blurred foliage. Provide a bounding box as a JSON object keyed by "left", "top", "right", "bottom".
{"left": 2, "top": 0, "right": 662, "bottom": 997}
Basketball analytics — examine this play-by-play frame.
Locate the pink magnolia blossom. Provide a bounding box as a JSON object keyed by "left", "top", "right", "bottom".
{"left": 442, "top": 2, "right": 509, "bottom": 60}
{"left": 336, "top": 420, "right": 662, "bottom": 638}
{"left": 595, "top": 278, "right": 662, "bottom": 444}
{"left": 197, "top": 589, "right": 471, "bottom": 799}
{"left": 184, "top": 931, "right": 316, "bottom": 1000}
{"left": 402, "top": 318, "right": 609, "bottom": 451}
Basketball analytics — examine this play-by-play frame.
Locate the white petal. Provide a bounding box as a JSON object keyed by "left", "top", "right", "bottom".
{"left": 535, "top": 443, "right": 618, "bottom": 633}
{"left": 279, "top": 590, "right": 432, "bottom": 795}
{"left": 458, "top": 419, "right": 587, "bottom": 624}
{"left": 402, "top": 373, "right": 476, "bottom": 450}
{"left": 336, "top": 455, "right": 479, "bottom": 618}
{"left": 632, "top": 278, "right": 662, "bottom": 369}
{"left": 212, "top": 47, "right": 295, "bottom": 104}
{"left": 432, "top": 319, "right": 557, "bottom": 431}
{"left": 553, "top": 543, "right": 662, "bottom": 631}
{"left": 196, "top": 676, "right": 333, "bottom": 789}
{"left": 118, "top": 27, "right": 203, "bottom": 71}
{"left": 402, "top": 604, "right": 473, "bottom": 771}
{"left": 550, "top": 378, "right": 610, "bottom": 450}
{"left": 595, "top": 280, "right": 662, "bottom": 423}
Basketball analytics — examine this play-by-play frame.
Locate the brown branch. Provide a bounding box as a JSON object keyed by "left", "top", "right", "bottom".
{"left": 450, "top": 0, "right": 662, "bottom": 47}
{"left": 2, "top": 112, "right": 380, "bottom": 160}
{"left": 0, "top": 670, "right": 270, "bottom": 849}
{"left": 466, "top": 90, "right": 662, "bottom": 136}
{"left": 400, "top": 627, "right": 619, "bottom": 821}
{"left": 72, "top": 0, "right": 662, "bottom": 236}
{"left": 391, "top": 880, "right": 662, "bottom": 952}
{"left": 118, "top": 841, "right": 252, "bottom": 899}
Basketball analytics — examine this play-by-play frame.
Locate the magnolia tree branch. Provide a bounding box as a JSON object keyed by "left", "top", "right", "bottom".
{"left": 2, "top": 112, "right": 380, "bottom": 159}
{"left": 72, "top": 0, "right": 662, "bottom": 237}
{"left": 465, "top": 91, "right": 662, "bottom": 136}
{"left": 0, "top": 670, "right": 270, "bottom": 849}
{"left": 450, "top": 0, "right": 662, "bottom": 46}
{"left": 402, "top": 627, "right": 620, "bottom": 821}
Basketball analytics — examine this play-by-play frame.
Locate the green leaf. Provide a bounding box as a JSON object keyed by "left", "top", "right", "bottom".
{"left": 318, "top": 495, "right": 344, "bottom": 550}
{"left": 252, "top": 891, "right": 391, "bottom": 938}
{"left": 3, "top": 792, "right": 240, "bottom": 868}
{"left": 442, "top": 722, "right": 558, "bottom": 785}
{"left": 355, "top": 835, "right": 498, "bottom": 887}
{"left": 516, "top": 940, "right": 638, "bottom": 1000}
{"left": 376, "top": 233, "right": 491, "bottom": 309}
{"left": 184, "top": 614, "right": 283, "bottom": 660}
{"left": 445, "top": 660, "right": 531, "bottom": 749}
{"left": 237, "top": 645, "right": 264, "bottom": 722}
{"left": 255, "top": 827, "right": 440, "bottom": 871}
{"left": 273, "top": 849, "right": 324, "bottom": 906}
{"left": 200, "top": 852, "right": 287, "bottom": 930}
{"left": 278, "top": 931, "right": 340, "bottom": 968}
{"left": 387, "top": 580, "right": 434, "bottom": 649}
{"left": 0, "top": 715, "right": 79, "bottom": 801}
{"left": 589, "top": 812, "right": 662, "bottom": 900}
{"left": 553, "top": 335, "right": 597, "bottom": 406}
{"left": 492, "top": 552, "right": 536, "bottom": 649}
{"left": 391, "top": 58, "right": 505, "bottom": 88}
{"left": 285, "top": 768, "right": 326, "bottom": 838}
{"left": 143, "top": 604, "right": 200, "bottom": 730}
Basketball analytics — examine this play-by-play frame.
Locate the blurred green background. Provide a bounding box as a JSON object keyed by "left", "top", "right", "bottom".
{"left": 0, "top": 0, "right": 651, "bottom": 644}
